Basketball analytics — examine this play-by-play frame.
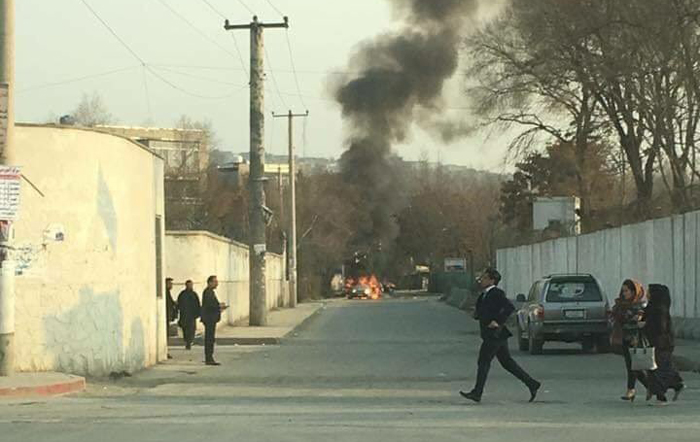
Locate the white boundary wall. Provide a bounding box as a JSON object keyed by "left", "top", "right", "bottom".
{"left": 497, "top": 212, "right": 700, "bottom": 323}
{"left": 165, "top": 231, "right": 289, "bottom": 325}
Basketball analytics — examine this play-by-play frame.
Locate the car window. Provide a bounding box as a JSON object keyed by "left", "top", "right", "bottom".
{"left": 546, "top": 281, "right": 602, "bottom": 302}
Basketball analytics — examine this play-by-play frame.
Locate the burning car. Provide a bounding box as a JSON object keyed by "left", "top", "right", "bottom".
{"left": 345, "top": 275, "right": 382, "bottom": 300}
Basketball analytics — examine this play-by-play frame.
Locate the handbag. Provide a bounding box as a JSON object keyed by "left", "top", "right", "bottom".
{"left": 630, "top": 334, "right": 657, "bottom": 371}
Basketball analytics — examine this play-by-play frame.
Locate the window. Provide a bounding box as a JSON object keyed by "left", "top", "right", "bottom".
{"left": 546, "top": 280, "right": 602, "bottom": 302}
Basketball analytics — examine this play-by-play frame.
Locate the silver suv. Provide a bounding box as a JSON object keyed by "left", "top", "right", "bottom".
{"left": 515, "top": 274, "right": 611, "bottom": 354}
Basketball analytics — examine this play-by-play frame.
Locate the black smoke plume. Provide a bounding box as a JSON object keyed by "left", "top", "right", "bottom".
{"left": 334, "top": 0, "right": 478, "bottom": 254}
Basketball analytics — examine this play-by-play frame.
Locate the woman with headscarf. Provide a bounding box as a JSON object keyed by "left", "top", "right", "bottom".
{"left": 641, "top": 284, "right": 684, "bottom": 404}
{"left": 611, "top": 279, "right": 647, "bottom": 401}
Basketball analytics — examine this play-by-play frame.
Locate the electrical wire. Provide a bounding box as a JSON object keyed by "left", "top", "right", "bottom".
{"left": 158, "top": 0, "right": 242, "bottom": 64}
{"left": 199, "top": 0, "right": 249, "bottom": 79}
{"left": 264, "top": 46, "right": 288, "bottom": 109}
{"left": 80, "top": 0, "right": 146, "bottom": 65}
{"left": 17, "top": 65, "right": 140, "bottom": 94}
{"left": 149, "top": 65, "right": 247, "bottom": 88}
{"left": 141, "top": 65, "right": 153, "bottom": 120}
{"left": 263, "top": 0, "right": 285, "bottom": 17}
{"left": 285, "top": 30, "right": 308, "bottom": 109}
{"left": 80, "top": 0, "right": 240, "bottom": 101}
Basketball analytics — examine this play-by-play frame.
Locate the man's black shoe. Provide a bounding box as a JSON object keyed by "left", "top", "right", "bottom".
{"left": 459, "top": 390, "right": 481, "bottom": 403}
{"left": 205, "top": 360, "right": 221, "bottom": 366}
{"left": 529, "top": 381, "right": 541, "bottom": 403}
{"left": 185, "top": 344, "right": 191, "bottom": 350}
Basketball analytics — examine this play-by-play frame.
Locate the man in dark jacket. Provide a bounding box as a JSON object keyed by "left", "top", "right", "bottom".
{"left": 460, "top": 268, "right": 541, "bottom": 403}
{"left": 165, "top": 278, "right": 177, "bottom": 359}
{"left": 201, "top": 275, "right": 227, "bottom": 365}
{"left": 177, "top": 280, "right": 201, "bottom": 350}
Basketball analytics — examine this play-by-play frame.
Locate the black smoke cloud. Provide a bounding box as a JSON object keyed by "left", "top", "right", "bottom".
{"left": 334, "top": 0, "right": 478, "bottom": 252}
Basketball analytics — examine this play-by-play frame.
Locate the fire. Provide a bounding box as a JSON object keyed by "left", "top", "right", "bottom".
{"left": 345, "top": 274, "right": 383, "bottom": 300}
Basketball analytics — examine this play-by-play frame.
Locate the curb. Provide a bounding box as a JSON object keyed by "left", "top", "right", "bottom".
{"left": 0, "top": 376, "right": 86, "bottom": 399}
{"left": 170, "top": 302, "right": 326, "bottom": 347}
{"left": 279, "top": 302, "right": 326, "bottom": 341}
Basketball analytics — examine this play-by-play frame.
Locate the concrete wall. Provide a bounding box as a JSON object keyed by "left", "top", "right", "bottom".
{"left": 12, "top": 125, "right": 166, "bottom": 376}
{"left": 165, "top": 231, "right": 288, "bottom": 325}
{"left": 497, "top": 211, "right": 700, "bottom": 339}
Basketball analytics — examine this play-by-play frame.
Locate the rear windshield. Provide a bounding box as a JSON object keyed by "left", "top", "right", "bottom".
{"left": 546, "top": 280, "right": 602, "bottom": 302}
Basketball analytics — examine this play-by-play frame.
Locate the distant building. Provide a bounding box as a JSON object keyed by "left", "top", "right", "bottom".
{"left": 97, "top": 126, "right": 210, "bottom": 229}
{"left": 533, "top": 196, "right": 581, "bottom": 235}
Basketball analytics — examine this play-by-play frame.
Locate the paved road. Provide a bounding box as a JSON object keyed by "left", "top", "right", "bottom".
{"left": 1, "top": 297, "right": 700, "bottom": 441}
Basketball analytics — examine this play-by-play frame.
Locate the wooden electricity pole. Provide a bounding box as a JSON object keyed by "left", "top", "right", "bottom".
{"left": 273, "top": 110, "right": 308, "bottom": 308}
{"left": 225, "top": 16, "right": 288, "bottom": 326}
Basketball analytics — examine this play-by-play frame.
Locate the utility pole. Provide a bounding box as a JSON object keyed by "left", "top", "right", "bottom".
{"left": 273, "top": 110, "right": 308, "bottom": 308}
{"left": 0, "top": 0, "right": 15, "bottom": 376}
{"left": 225, "top": 16, "right": 288, "bottom": 326}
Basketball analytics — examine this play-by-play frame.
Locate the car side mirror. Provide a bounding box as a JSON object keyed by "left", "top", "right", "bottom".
{"left": 516, "top": 294, "right": 527, "bottom": 303}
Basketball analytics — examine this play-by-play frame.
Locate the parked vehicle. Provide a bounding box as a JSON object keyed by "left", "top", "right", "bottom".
{"left": 515, "top": 274, "right": 611, "bottom": 355}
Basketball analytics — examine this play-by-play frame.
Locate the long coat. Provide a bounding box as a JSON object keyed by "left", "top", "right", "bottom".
{"left": 177, "top": 289, "right": 201, "bottom": 325}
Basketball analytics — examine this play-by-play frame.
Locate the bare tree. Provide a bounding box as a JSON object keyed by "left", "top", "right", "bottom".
{"left": 71, "top": 92, "right": 114, "bottom": 127}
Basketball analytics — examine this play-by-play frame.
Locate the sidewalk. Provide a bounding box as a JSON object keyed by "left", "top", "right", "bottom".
{"left": 674, "top": 339, "right": 700, "bottom": 373}
{"left": 0, "top": 372, "right": 85, "bottom": 399}
{"left": 171, "top": 301, "right": 325, "bottom": 347}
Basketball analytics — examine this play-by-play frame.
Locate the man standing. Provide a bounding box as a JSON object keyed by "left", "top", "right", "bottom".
{"left": 165, "top": 278, "right": 178, "bottom": 360}
{"left": 177, "top": 280, "right": 201, "bottom": 350}
{"left": 201, "top": 275, "right": 227, "bottom": 366}
{"left": 460, "top": 268, "right": 541, "bottom": 403}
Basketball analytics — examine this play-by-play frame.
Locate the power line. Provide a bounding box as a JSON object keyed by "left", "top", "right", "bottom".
{"left": 237, "top": 0, "right": 255, "bottom": 15}
{"left": 149, "top": 65, "right": 247, "bottom": 88}
{"left": 285, "top": 30, "right": 307, "bottom": 109}
{"left": 146, "top": 67, "right": 248, "bottom": 100}
{"left": 79, "top": 0, "right": 146, "bottom": 65}
{"left": 262, "top": 0, "right": 285, "bottom": 17}
{"left": 81, "top": 0, "right": 241, "bottom": 101}
{"left": 264, "top": 46, "right": 288, "bottom": 109}
{"left": 17, "top": 65, "right": 140, "bottom": 94}
{"left": 141, "top": 66, "right": 153, "bottom": 120}
{"left": 198, "top": 0, "right": 249, "bottom": 79}
{"left": 158, "top": 0, "right": 242, "bottom": 64}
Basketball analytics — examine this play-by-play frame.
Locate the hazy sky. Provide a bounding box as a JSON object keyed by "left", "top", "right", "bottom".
{"left": 16, "top": 0, "right": 511, "bottom": 172}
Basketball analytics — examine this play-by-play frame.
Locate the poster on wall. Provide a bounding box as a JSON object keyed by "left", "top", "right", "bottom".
{"left": 0, "top": 165, "right": 21, "bottom": 221}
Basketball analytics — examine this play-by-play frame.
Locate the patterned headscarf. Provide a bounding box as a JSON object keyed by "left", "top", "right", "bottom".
{"left": 618, "top": 279, "right": 646, "bottom": 304}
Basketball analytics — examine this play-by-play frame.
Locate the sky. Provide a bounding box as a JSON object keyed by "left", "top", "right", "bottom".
{"left": 16, "top": 0, "right": 512, "bottom": 172}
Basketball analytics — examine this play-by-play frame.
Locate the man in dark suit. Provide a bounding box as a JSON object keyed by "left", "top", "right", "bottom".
{"left": 201, "top": 275, "right": 227, "bottom": 366}
{"left": 177, "top": 280, "right": 201, "bottom": 350}
{"left": 165, "top": 278, "right": 177, "bottom": 360}
{"left": 460, "top": 268, "right": 541, "bottom": 403}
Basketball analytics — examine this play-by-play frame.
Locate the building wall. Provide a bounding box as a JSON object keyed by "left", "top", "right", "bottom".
{"left": 497, "top": 211, "right": 700, "bottom": 339}
{"left": 12, "top": 125, "right": 166, "bottom": 375}
{"left": 165, "top": 231, "right": 288, "bottom": 325}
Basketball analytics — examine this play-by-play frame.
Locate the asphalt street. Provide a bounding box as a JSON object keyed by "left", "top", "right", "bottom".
{"left": 1, "top": 297, "right": 699, "bottom": 441}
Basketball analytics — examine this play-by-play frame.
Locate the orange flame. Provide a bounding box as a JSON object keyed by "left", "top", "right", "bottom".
{"left": 345, "top": 274, "right": 383, "bottom": 299}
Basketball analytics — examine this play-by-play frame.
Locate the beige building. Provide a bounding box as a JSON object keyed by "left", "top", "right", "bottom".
{"left": 97, "top": 126, "right": 210, "bottom": 230}
{"left": 13, "top": 124, "right": 167, "bottom": 376}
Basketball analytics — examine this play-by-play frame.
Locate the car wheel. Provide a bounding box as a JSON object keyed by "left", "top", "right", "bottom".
{"left": 529, "top": 329, "right": 543, "bottom": 355}
{"left": 517, "top": 322, "right": 529, "bottom": 352}
{"left": 581, "top": 338, "right": 596, "bottom": 354}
